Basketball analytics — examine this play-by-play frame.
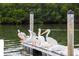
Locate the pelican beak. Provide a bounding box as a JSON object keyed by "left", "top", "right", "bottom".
{"left": 41, "top": 30, "right": 48, "bottom": 35}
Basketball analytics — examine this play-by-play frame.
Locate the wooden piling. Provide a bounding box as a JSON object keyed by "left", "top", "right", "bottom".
{"left": 30, "top": 11, "right": 34, "bottom": 32}
{"left": 29, "top": 11, "right": 34, "bottom": 55}
{"left": 29, "top": 11, "right": 47, "bottom": 56}
{"left": 67, "top": 10, "right": 74, "bottom": 56}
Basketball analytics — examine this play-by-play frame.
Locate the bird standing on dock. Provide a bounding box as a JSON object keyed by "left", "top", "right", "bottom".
{"left": 38, "top": 28, "right": 45, "bottom": 42}
{"left": 37, "top": 28, "right": 52, "bottom": 48}
{"left": 41, "top": 29, "right": 58, "bottom": 46}
{"left": 25, "top": 30, "right": 39, "bottom": 46}
{"left": 45, "top": 29, "right": 58, "bottom": 46}
{"left": 27, "top": 30, "right": 37, "bottom": 42}
{"left": 17, "top": 29, "right": 28, "bottom": 44}
{"left": 17, "top": 29, "right": 38, "bottom": 45}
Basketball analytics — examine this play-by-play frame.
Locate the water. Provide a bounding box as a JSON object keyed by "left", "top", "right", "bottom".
{"left": 0, "top": 24, "right": 79, "bottom": 56}
{"left": 0, "top": 25, "right": 29, "bottom": 56}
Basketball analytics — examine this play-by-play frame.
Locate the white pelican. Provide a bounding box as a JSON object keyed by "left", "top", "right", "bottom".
{"left": 37, "top": 28, "right": 52, "bottom": 48}
{"left": 40, "top": 29, "right": 79, "bottom": 56}
{"left": 17, "top": 29, "right": 38, "bottom": 45}
{"left": 24, "top": 30, "right": 37, "bottom": 43}
{"left": 17, "top": 29, "right": 28, "bottom": 43}
{"left": 30, "top": 30, "right": 37, "bottom": 40}
{"left": 44, "top": 29, "right": 58, "bottom": 46}
{"left": 37, "top": 28, "right": 45, "bottom": 42}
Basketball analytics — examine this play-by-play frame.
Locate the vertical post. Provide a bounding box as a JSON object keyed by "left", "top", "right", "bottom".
{"left": 29, "top": 11, "right": 34, "bottom": 55}
{"left": 30, "top": 11, "right": 34, "bottom": 32}
{"left": 67, "top": 10, "right": 74, "bottom": 56}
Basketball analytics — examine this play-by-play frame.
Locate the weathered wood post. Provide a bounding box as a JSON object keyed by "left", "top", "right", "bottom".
{"left": 29, "top": 11, "right": 47, "bottom": 56}
{"left": 30, "top": 11, "right": 34, "bottom": 32}
{"left": 29, "top": 11, "right": 34, "bottom": 55}
{"left": 26, "top": 11, "right": 34, "bottom": 55}
{"left": 67, "top": 10, "right": 74, "bottom": 56}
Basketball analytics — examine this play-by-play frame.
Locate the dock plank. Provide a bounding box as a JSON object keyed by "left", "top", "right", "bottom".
{"left": 23, "top": 43, "right": 64, "bottom": 56}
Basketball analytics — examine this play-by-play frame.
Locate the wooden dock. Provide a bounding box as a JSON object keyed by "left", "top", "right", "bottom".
{"left": 23, "top": 43, "right": 65, "bottom": 56}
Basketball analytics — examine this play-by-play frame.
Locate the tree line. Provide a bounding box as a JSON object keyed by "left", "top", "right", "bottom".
{"left": 0, "top": 3, "right": 79, "bottom": 25}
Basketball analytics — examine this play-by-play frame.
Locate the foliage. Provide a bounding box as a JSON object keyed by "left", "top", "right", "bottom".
{"left": 0, "top": 3, "right": 79, "bottom": 24}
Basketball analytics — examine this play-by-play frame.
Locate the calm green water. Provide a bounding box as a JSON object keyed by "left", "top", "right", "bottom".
{"left": 0, "top": 24, "right": 79, "bottom": 56}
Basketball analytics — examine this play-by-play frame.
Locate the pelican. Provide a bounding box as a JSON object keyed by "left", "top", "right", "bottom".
{"left": 17, "top": 29, "right": 28, "bottom": 43}
{"left": 17, "top": 29, "right": 38, "bottom": 45}
{"left": 42, "top": 29, "right": 58, "bottom": 46}
{"left": 37, "top": 28, "right": 45, "bottom": 42}
{"left": 29, "top": 30, "right": 38, "bottom": 40}
{"left": 37, "top": 28, "right": 52, "bottom": 48}
{"left": 17, "top": 29, "right": 34, "bottom": 43}
{"left": 40, "top": 29, "right": 79, "bottom": 55}
{"left": 24, "top": 30, "right": 38, "bottom": 44}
